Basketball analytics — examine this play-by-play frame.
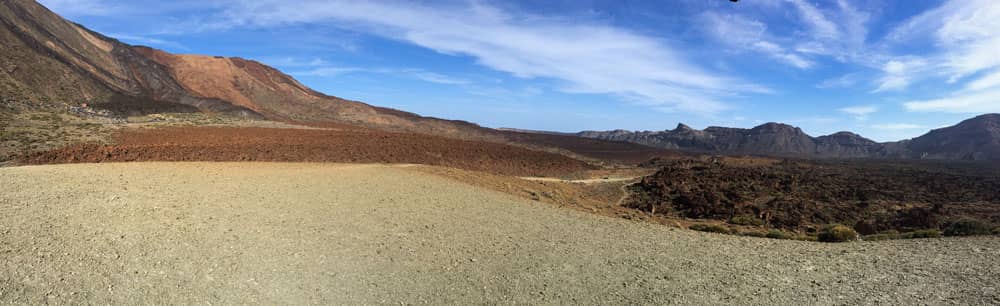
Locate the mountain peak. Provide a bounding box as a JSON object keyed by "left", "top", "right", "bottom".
{"left": 674, "top": 123, "right": 693, "bottom": 132}
{"left": 817, "top": 131, "right": 876, "bottom": 146}
{"left": 751, "top": 122, "right": 802, "bottom": 134}
{"left": 962, "top": 113, "right": 1000, "bottom": 129}
{"left": 971, "top": 113, "right": 1000, "bottom": 121}
{"left": 823, "top": 131, "right": 864, "bottom": 138}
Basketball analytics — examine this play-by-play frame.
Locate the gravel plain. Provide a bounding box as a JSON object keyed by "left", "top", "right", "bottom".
{"left": 1, "top": 163, "right": 998, "bottom": 304}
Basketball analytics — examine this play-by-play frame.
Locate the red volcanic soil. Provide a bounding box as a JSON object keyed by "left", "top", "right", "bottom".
{"left": 23, "top": 127, "right": 594, "bottom": 177}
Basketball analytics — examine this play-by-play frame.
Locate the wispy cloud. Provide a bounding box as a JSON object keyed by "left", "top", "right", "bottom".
{"left": 37, "top": 0, "right": 120, "bottom": 16}
{"left": 295, "top": 66, "right": 363, "bottom": 77}
{"left": 202, "top": 1, "right": 768, "bottom": 114}
{"left": 701, "top": 13, "right": 814, "bottom": 69}
{"left": 965, "top": 69, "right": 1000, "bottom": 92}
{"left": 258, "top": 57, "right": 331, "bottom": 68}
{"left": 404, "top": 70, "right": 470, "bottom": 85}
{"left": 817, "top": 73, "right": 862, "bottom": 89}
{"left": 839, "top": 105, "right": 877, "bottom": 120}
{"left": 904, "top": 90, "right": 1000, "bottom": 113}
{"left": 872, "top": 58, "right": 928, "bottom": 92}
{"left": 292, "top": 65, "right": 470, "bottom": 86}
{"left": 790, "top": 0, "right": 840, "bottom": 42}
{"left": 701, "top": 0, "right": 877, "bottom": 72}
{"left": 106, "top": 33, "right": 188, "bottom": 50}
{"left": 884, "top": 0, "right": 1000, "bottom": 113}
{"left": 872, "top": 123, "right": 924, "bottom": 130}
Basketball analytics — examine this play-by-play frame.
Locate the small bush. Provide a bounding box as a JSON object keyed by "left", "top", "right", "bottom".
{"left": 794, "top": 235, "right": 818, "bottom": 242}
{"left": 766, "top": 229, "right": 792, "bottom": 240}
{"left": 901, "top": 229, "right": 941, "bottom": 239}
{"left": 689, "top": 224, "right": 732, "bottom": 234}
{"left": 740, "top": 230, "right": 768, "bottom": 238}
{"left": 729, "top": 214, "right": 764, "bottom": 226}
{"left": 993, "top": 227, "right": 1000, "bottom": 236}
{"left": 817, "top": 224, "right": 858, "bottom": 243}
{"left": 943, "top": 219, "right": 994, "bottom": 237}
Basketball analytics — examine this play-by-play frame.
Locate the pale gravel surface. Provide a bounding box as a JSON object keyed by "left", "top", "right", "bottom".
{"left": 1, "top": 162, "right": 998, "bottom": 305}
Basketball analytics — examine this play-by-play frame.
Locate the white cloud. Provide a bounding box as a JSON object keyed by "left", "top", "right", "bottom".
{"left": 790, "top": 0, "right": 872, "bottom": 63}
{"left": 932, "top": 1, "right": 1000, "bottom": 80}
{"left": 839, "top": 105, "right": 877, "bottom": 120}
{"left": 259, "top": 57, "right": 331, "bottom": 68}
{"left": 205, "top": 1, "right": 768, "bottom": 114}
{"left": 702, "top": 13, "right": 814, "bottom": 69}
{"left": 295, "top": 67, "right": 363, "bottom": 77}
{"left": 872, "top": 123, "right": 924, "bottom": 130}
{"left": 873, "top": 58, "right": 927, "bottom": 92}
{"left": 882, "top": 0, "right": 1000, "bottom": 112}
{"left": 966, "top": 69, "right": 1000, "bottom": 92}
{"left": 403, "top": 70, "right": 470, "bottom": 85}
{"left": 903, "top": 89, "right": 1000, "bottom": 113}
{"left": 701, "top": 0, "right": 876, "bottom": 71}
{"left": 294, "top": 66, "right": 469, "bottom": 85}
{"left": 880, "top": 0, "right": 1000, "bottom": 81}
{"left": 789, "top": 0, "right": 840, "bottom": 41}
{"left": 106, "top": 33, "right": 187, "bottom": 50}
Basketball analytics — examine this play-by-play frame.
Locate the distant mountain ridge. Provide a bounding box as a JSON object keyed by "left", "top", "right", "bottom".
{"left": 578, "top": 114, "right": 1000, "bottom": 161}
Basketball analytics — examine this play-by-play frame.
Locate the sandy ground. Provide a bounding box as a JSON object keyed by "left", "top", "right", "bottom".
{"left": 1, "top": 163, "right": 998, "bottom": 305}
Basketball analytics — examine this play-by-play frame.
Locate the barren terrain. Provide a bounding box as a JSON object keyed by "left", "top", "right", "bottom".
{"left": 628, "top": 158, "right": 1000, "bottom": 236}
{"left": 22, "top": 126, "right": 593, "bottom": 177}
{"left": 2, "top": 163, "right": 998, "bottom": 304}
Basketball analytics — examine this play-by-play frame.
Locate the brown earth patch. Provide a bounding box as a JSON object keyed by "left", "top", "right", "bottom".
{"left": 21, "top": 126, "right": 594, "bottom": 177}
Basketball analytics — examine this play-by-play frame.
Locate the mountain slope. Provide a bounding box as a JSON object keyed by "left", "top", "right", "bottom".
{"left": 0, "top": 0, "right": 254, "bottom": 115}
{"left": 905, "top": 114, "right": 1000, "bottom": 160}
{"left": 0, "top": 0, "right": 496, "bottom": 139}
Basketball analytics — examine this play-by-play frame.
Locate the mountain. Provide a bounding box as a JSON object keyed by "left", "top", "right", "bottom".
{"left": 0, "top": 0, "right": 492, "bottom": 139}
{"left": 578, "top": 115, "right": 1000, "bottom": 161}
{"left": 905, "top": 114, "right": 1000, "bottom": 161}
{"left": 0, "top": 0, "right": 244, "bottom": 115}
{"left": 578, "top": 122, "right": 886, "bottom": 158}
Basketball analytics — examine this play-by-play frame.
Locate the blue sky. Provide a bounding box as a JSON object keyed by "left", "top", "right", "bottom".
{"left": 38, "top": 0, "right": 1000, "bottom": 141}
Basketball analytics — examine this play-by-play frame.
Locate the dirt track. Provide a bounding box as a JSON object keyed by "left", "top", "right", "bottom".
{"left": 2, "top": 163, "right": 999, "bottom": 304}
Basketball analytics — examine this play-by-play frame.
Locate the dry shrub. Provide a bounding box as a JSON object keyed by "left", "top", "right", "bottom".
{"left": 818, "top": 224, "right": 858, "bottom": 243}
{"left": 901, "top": 229, "right": 941, "bottom": 239}
{"left": 943, "top": 219, "right": 994, "bottom": 236}
{"left": 730, "top": 214, "right": 765, "bottom": 226}
{"left": 689, "top": 224, "right": 731, "bottom": 234}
